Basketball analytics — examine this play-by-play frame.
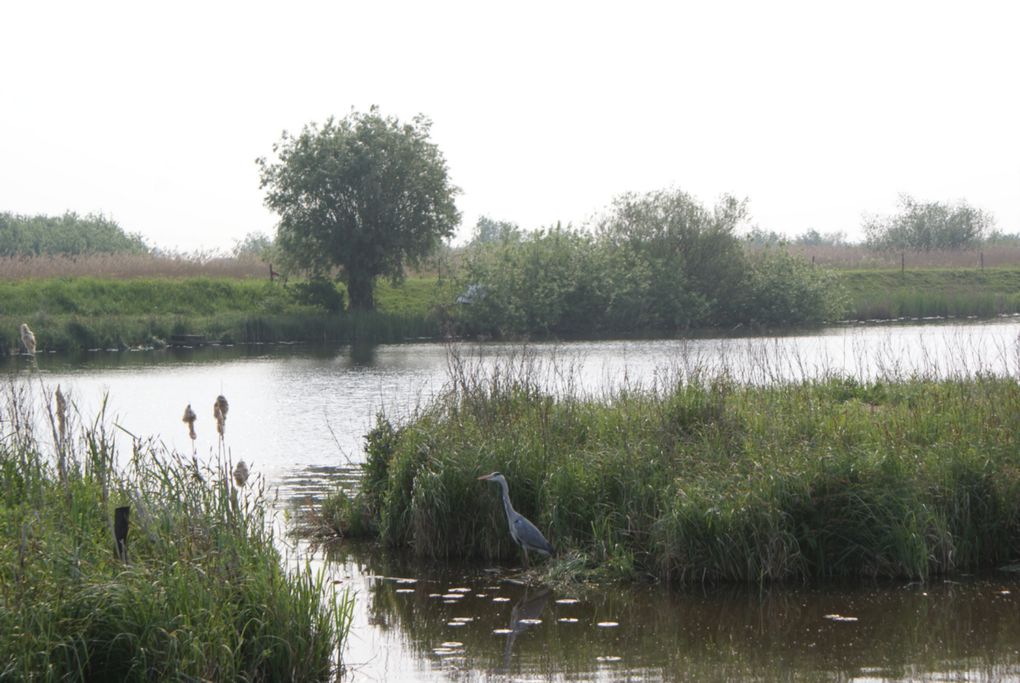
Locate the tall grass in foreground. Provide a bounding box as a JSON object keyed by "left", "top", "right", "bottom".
{"left": 325, "top": 350, "right": 1020, "bottom": 584}
{"left": 0, "top": 381, "right": 351, "bottom": 680}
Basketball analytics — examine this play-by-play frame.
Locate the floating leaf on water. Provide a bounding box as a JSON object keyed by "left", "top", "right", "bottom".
{"left": 558, "top": 617, "right": 579, "bottom": 623}
{"left": 518, "top": 618, "right": 542, "bottom": 625}
{"left": 441, "top": 594, "right": 464, "bottom": 600}
{"left": 433, "top": 647, "right": 456, "bottom": 655}
{"left": 396, "top": 578, "right": 418, "bottom": 584}
{"left": 429, "top": 593, "right": 443, "bottom": 599}
{"left": 823, "top": 614, "right": 859, "bottom": 622}
{"left": 597, "top": 621, "right": 620, "bottom": 628}
{"left": 1000, "top": 590, "right": 1012, "bottom": 595}
{"left": 493, "top": 628, "right": 513, "bottom": 635}
{"left": 452, "top": 617, "right": 474, "bottom": 622}
{"left": 597, "top": 656, "right": 623, "bottom": 662}
{"left": 492, "top": 597, "right": 511, "bottom": 602}
{"left": 440, "top": 641, "right": 464, "bottom": 648}
{"left": 476, "top": 593, "right": 488, "bottom": 598}
{"left": 555, "top": 598, "right": 580, "bottom": 605}
{"left": 447, "top": 621, "right": 467, "bottom": 627}
{"left": 448, "top": 587, "right": 471, "bottom": 593}
{"left": 396, "top": 588, "right": 415, "bottom": 594}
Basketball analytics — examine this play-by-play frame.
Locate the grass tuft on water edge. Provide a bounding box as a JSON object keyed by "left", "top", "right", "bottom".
{"left": 0, "top": 380, "right": 352, "bottom": 681}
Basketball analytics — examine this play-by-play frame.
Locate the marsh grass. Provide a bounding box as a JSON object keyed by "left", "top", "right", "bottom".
{"left": 324, "top": 347, "right": 1020, "bottom": 584}
{"left": 0, "top": 381, "right": 350, "bottom": 680}
{"left": 838, "top": 269, "right": 1020, "bottom": 320}
{"left": 1, "top": 276, "right": 445, "bottom": 354}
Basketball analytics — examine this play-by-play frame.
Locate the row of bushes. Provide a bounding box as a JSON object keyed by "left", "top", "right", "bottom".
{"left": 0, "top": 212, "right": 148, "bottom": 257}
{"left": 454, "top": 192, "right": 846, "bottom": 336}
{"left": 325, "top": 353, "right": 1020, "bottom": 584}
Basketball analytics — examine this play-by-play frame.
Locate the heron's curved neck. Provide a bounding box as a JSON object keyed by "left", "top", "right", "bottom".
{"left": 497, "top": 478, "right": 516, "bottom": 520}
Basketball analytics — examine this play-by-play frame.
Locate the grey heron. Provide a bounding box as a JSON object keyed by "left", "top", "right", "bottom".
{"left": 19, "top": 323, "right": 36, "bottom": 356}
{"left": 478, "top": 472, "right": 554, "bottom": 568}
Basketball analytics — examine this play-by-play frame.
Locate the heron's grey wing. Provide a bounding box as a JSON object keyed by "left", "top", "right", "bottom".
{"left": 512, "top": 514, "right": 554, "bottom": 556}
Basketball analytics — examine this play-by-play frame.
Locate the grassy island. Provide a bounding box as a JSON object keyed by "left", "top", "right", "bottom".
{"left": 323, "top": 354, "right": 1020, "bottom": 584}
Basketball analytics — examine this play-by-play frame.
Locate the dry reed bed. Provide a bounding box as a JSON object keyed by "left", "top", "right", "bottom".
{"left": 0, "top": 253, "right": 271, "bottom": 280}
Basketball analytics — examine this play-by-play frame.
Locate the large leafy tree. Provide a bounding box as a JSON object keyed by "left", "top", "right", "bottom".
{"left": 257, "top": 108, "right": 460, "bottom": 311}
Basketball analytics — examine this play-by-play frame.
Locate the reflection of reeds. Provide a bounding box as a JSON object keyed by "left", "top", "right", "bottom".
{"left": 0, "top": 381, "right": 350, "bottom": 679}
{"left": 326, "top": 342, "right": 1020, "bottom": 584}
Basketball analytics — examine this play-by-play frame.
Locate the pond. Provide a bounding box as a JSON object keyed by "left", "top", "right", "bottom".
{"left": 5, "top": 319, "right": 1020, "bottom": 681}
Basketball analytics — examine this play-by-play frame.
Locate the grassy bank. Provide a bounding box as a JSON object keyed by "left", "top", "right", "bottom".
{"left": 838, "top": 268, "right": 1020, "bottom": 320}
{"left": 323, "top": 354, "right": 1020, "bottom": 584}
{"left": 0, "top": 382, "right": 352, "bottom": 680}
{"left": 0, "top": 277, "right": 448, "bottom": 353}
{"left": 5, "top": 266, "right": 1020, "bottom": 354}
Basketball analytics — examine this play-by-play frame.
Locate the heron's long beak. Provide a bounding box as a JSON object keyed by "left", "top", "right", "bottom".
{"left": 477, "top": 474, "right": 492, "bottom": 481}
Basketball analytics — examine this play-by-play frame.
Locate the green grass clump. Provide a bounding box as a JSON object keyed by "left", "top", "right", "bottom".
{"left": 838, "top": 268, "right": 1020, "bottom": 320}
{"left": 323, "top": 355, "right": 1020, "bottom": 584}
{"left": 0, "top": 276, "right": 447, "bottom": 353}
{"left": 0, "top": 383, "right": 351, "bottom": 680}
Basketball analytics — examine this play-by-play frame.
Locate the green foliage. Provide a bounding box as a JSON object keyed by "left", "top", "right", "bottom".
{"left": 291, "top": 278, "right": 346, "bottom": 315}
{"left": 0, "top": 212, "right": 149, "bottom": 257}
{"left": 0, "top": 277, "right": 448, "bottom": 352}
{"left": 865, "top": 195, "right": 994, "bottom": 252}
{"left": 838, "top": 268, "right": 1020, "bottom": 320}
{"left": 469, "top": 216, "right": 521, "bottom": 245}
{"left": 795, "top": 229, "right": 848, "bottom": 246}
{"left": 258, "top": 107, "right": 460, "bottom": 311}
{"left": 231, "top": 230, "right": 276, "bottom": 260}
{"left": 456, "top": 191, "right": 844, "bottom": 335}
{"left": 461, "top": 225, "right": 603, "bottom": 336}
{"left": 741, "top": 249, "right": 848, "bottom": 325}
{"left": 323, "top": 354, "right": 1020, "bottom": 584}
{"left": 0, "top": 384, "right": 350, "bottom": 679}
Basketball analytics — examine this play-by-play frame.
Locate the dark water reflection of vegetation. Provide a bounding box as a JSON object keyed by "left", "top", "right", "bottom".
{"left": 327, "top": 542, "right": 1020, "bottom": 682}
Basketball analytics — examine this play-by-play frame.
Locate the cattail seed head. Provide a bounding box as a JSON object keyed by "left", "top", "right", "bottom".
{"left": 55, "top": 385, "right": 67, "bottom": 440}
{"left": 233, "top": 460, "right": 249, "bottom": 488}
{"left": 214, "top": 395, "right": 228, "bottom": 437}
{"left": 182, "top": 403, "right": 197, "bottom": 440}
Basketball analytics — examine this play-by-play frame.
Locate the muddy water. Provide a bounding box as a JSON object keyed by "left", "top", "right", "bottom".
{"left": 327, "top": 543, "right": 1020, "bottom": 682}
{"left": 6, "top": 319, "right": 1020, "bottom": 681}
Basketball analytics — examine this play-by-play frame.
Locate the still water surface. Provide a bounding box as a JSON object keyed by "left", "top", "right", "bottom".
{"left": 6, "top": 319, "right": 1020, "bottom": 681}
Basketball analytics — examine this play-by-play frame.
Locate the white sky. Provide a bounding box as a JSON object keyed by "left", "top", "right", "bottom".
{"left": 2, "top": 0, "right": 1018, "bottom": 252}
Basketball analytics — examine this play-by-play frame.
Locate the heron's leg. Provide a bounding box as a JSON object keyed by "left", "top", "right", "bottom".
{"left": 522, "top": 547, "right": 530, "bottom": 569}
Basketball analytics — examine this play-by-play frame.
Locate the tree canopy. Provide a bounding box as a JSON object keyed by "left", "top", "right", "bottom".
{"left": 864, "top": 195, "right": 993, "bottom": 252}
{"left": 0, "top": 212, "right": 148, "bottom": 257}
{"left": 257, "top": 108, "right": 460, "bottom": 311}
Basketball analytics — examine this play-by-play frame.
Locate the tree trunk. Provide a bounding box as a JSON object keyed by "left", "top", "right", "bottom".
{"left": 346, "top": 270, "right": 376, "bottom": 311}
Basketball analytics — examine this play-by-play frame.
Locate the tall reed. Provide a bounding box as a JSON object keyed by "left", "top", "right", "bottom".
{"left": 0, "top": 380, "right": 351, "bottom": 680}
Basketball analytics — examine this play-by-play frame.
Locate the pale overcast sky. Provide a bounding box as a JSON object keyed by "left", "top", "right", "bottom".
{"left": 2, "top": 1, "right": 1018, "bottom": 252}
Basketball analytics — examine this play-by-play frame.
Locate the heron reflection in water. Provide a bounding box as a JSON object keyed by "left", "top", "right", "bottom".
{"left": 502, "top": 587, "right": 552, "bottom": 671}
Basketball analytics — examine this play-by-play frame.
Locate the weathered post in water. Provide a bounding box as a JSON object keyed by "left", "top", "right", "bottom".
{"left": 114, "top": 506, "right": 130, "bottom": 562}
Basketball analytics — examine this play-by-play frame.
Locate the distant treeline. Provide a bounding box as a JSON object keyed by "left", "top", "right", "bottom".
{"left": 0, "top": 212, "right": 148, "bottom": 257}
